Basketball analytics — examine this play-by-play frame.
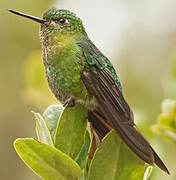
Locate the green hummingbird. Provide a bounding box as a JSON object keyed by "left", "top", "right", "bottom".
{"left": 9, "top": 8, "right": 169, "bottom": 174}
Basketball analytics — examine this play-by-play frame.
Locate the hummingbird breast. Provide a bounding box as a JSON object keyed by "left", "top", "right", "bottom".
{"left": 41, "top": 36, "right": 90, "bottom": 105}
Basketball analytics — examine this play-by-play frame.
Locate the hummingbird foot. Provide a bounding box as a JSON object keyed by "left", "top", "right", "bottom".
{"left": 63, "top": 97, "right": 75, "bottom": 107}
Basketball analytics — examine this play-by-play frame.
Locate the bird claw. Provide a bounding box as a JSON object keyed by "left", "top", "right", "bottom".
{"left": 63, "top": 97, "right": 75, "bottom": 107}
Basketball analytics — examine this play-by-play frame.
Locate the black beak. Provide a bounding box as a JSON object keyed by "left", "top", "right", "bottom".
{"left": 8, "top": 9, "right": 46, "bottom": 23}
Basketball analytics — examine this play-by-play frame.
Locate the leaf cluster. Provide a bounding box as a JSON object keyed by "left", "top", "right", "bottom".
{"left": 14, "top": 104, "right": 151, "bottom": 180}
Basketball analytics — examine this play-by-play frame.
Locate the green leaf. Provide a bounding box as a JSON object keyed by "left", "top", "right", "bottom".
{"left": 75, "top": 131, "right": 90, "bottom": 169}
{"left": 33, "top": 111, "right": 54, "bottom": 146}
{"left": 54, "top": 104, "right": 87, "bottom": 159}
{"left": 14, "top": 138, "right": 82, "bottom": 180}
{"left": 143, "top": 166, "right": 153, "bottom": 180}
{"left": 88, "top": 130, "right": 146, "bottom": 180}
{"left": 43, "top": 104, "right": 64, "bottom": 141}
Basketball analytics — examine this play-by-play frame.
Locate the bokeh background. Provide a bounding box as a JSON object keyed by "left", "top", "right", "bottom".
{"left": 1, "top": 0, "right": 176, "bottom": 179}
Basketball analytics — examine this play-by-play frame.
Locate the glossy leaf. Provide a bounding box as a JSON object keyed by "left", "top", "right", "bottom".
{"left": 54, "top": 104, "right": 87, "bottom": 159}
{"left": 43, "top": 104, "right": 64, "bottom": 141}
{"left": 14, "top": 138, "right": 82, "bottom": 180}
{"left": 88, "top": 130, "right": 146, "bottom": 180}
{"left": 33, "top": 111, "right": 54, "bottom": 146}
{"left": 75, "top": 130, "right": 90, "bottom": 169}
{"left": 143, "top": 166, "right": 153, "bottom": 180}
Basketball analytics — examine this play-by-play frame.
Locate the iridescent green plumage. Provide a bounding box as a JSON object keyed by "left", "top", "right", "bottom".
{"left": 40, "top": 8, "right": 121, "bottom": 105}
{"left": 40, "top": 9, "right": 89, "bottom": 104}
{"left": 8, "top": 8, "right": 169, "bottom": 174}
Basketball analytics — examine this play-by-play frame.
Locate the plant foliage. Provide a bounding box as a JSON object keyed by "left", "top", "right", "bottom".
{"left": 14, "top": 104, "right": 151, "bottom": 180}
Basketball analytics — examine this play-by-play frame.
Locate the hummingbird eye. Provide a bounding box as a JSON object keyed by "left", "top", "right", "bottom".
{"left": 56, "top": 18, "right": 69, "bottom": 25}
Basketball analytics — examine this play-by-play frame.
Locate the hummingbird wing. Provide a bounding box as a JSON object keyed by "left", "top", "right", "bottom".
{"left": 77, "top": 38, "right": 169, "bottom": 174}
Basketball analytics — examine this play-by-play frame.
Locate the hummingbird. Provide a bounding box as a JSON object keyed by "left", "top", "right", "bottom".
{"left": 9, "top": 8, "right": 169, "bottom": 174}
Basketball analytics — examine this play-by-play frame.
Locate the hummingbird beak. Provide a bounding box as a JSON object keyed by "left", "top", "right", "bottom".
{"left": 8, "top": 9, "right": 46, "bottom": 23}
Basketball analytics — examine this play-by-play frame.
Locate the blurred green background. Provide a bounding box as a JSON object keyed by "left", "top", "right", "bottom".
{"left": 1, "top": 0, "right": 176, "bottom": 179}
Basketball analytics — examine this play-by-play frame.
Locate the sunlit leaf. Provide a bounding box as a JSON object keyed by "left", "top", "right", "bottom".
{"left": 43, "top": 104, "right": 64, "bottom": 141}
{"left": 75, "top": 131, "right": 90, "bottom": 169}
{"left": 14, "top": 138, "right": 82, "bottom": 180}
{"left": 32, "top": 111, "right": 53, "bottom": 146}
{"left": 143, "top": 166, "right": 153, "bottom": 180}
{"left": 54, "top": 104, "right": 87, "bottom": 159}
{"left": 88, "top": 130, "right": 146, "bottom": 180}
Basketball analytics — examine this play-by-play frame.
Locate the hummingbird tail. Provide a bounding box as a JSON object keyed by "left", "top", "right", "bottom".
{"left": 88, "top": 110, "right": 170, "bottom": 174}
{"left": 82, "top": 70, "right": 169, "bottom": 174}
{"left": 88, "top": 110, "right": 109, "bottom": 139}
{"left": 151, "top": 147, "right": 170, "bottom": 174}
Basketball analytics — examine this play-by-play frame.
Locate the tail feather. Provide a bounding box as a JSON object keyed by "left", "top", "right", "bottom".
{"left": 88, "top": 110, "right": 170, "bottom": 174}
{"left": 151, "top": 147, "right": 170, "bottom": 174}
{"left": 82, "top": 70, "right": 169, "bottom": 174}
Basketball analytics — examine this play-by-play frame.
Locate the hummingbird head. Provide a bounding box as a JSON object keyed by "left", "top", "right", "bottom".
{"left": 8, "top": 8, "right": 86, "bottom": 36}
{"left": 41, "top": 8, "right": 85, "bottom": 35}
{"left": 39, "top": 8, "right": 86, "bottom": 56}
{"left": 8, "top": 8, "right": 86, "bottom": 57}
